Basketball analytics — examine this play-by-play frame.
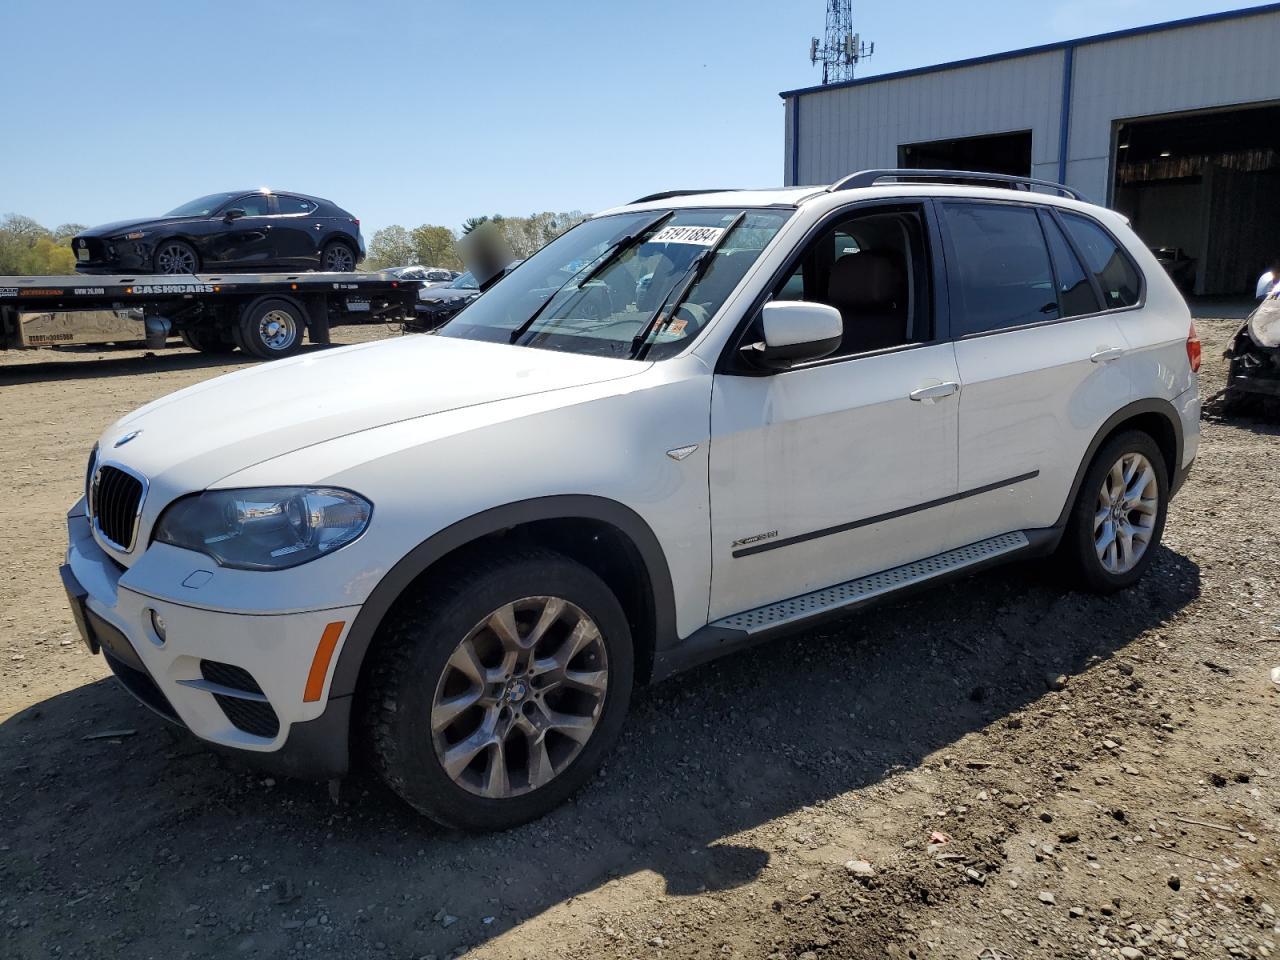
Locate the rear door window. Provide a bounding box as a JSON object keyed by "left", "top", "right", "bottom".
{"left": 1059, "top": 212, "right": 1142, "bottom": 309}
{"left": 276, "top": 195, "right": 318, "bottom": 215}
{"left": 1040, "top": 211, "right": 1101, "bottom": 317}
{"left": 940, "top": 202, "right": 1059, "bottom": 335}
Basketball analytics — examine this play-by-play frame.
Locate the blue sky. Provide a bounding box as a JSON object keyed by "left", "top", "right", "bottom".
{"left": 0, "top": 0, "right": 1269, "bottom": 236}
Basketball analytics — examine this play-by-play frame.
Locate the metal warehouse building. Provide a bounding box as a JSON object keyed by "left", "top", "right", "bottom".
{"left": 781, "top": 3, "right": 1280, "bottom": 295}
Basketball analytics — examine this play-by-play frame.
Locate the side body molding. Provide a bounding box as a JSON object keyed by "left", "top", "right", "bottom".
{"left": 327, "top": 495, "right": 678, "bottom": 699}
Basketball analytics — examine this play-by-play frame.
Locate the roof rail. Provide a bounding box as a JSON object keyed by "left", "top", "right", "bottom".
{"left": 829, "top": 169, "right": 1088, "bottom": 202}
{"left": 630, "top": 188, "right": 737, "bottom": 204}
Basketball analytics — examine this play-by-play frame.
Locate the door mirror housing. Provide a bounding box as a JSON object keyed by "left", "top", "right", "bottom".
{"left": 742, "top": 301, "right": 844, "bottom": 369}
{"left": 223, "top": 208, "right": 246, "bottom": 222}
{"left": 1258, "top": 270, "right": 1276, "bottom": 300}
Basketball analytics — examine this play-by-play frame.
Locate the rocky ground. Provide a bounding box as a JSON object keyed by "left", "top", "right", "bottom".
{"left": 0, "top": 317, "right": 1276, "bottom": 959}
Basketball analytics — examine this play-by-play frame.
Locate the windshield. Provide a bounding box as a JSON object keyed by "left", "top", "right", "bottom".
{"left": 438, "top": 208, "right": 790, "bottom": 359}
{"left": 452, "top": 272, "right": 477, "bottom": 289}
{"left": 165, "top": 192, "right": 240, "bottom": 218}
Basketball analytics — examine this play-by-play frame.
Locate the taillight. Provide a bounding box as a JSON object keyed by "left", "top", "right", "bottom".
{"left": 1186, "top": 321, "right": 1201, "bottom": 373}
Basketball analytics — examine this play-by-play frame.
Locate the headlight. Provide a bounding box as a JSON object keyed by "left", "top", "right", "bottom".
{"left": 154, "top": 487, "right": 372, "bottom": 570}
{"left": 113, "top": 231, "right": 147, "bottom": 241}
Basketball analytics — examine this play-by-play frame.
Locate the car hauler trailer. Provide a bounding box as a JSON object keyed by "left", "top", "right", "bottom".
{"left": 0, "top": 271, "right": 422, "bottom": 360}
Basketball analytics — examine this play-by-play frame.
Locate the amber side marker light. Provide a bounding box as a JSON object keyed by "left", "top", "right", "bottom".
{"left": 303, "top": 621, "right": 346, "bottom": 702}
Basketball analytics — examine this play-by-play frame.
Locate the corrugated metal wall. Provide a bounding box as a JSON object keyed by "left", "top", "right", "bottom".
{"left": 1068, "top": 12, "right": 1280, "bottom": 200}
{"left": 787, "top": 51, "right": 1066, "bottom": 188}
{"left": 787, "top": 7, "right": 1280, "bottom": 203}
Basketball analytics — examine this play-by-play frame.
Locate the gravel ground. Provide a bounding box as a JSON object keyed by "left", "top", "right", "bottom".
{"left": 1, "top": 318, "right": 1277, "bottom": 960}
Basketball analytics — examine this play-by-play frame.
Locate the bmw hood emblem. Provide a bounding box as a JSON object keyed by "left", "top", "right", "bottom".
{"left": 113, "top": 430, "right": 143, "bottom": 448}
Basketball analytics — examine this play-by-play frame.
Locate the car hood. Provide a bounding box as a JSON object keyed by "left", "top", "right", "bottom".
{"left": 77, "top": 216, "right": 199, "bottom": 238}
{"left": 419, "top": 285, "right": 479, "bottom": 302}
{"left": 98, "top": 335, "right": 644, "bottom": 491}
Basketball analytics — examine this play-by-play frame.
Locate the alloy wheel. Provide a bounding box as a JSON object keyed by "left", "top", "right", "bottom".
{"left": 156, "top": 243, "right": 196, "bottom": 274}
{"left": 430, "top": 596, "right": 609, "bottom": 799}
{"left": 1094, "top": 451, "right": 1159, "bottom": 574}
{"left": 257, "top": 308, "right": 297, "bottom": 352}
{"left": 324, "top": 245, "right": 354, "bottom": 271}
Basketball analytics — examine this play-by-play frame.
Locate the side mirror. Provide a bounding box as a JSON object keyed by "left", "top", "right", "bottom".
{"left": 742, "top": 301, "right": 843, "bottom": 369}
{"left": 1258, "top": 271, "right": 1276, "bottom": 300}
{"left": 223, "top": 208, "right": 246, "bottom": 222}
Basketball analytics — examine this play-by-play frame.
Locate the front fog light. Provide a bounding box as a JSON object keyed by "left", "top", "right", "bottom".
{"left": 149, "top": 608, "right": 168, "bottom": 644}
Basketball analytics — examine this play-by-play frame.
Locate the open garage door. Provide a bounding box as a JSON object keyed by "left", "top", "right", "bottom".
{"left": 898, "top": 130, "right": 1032, "bottom": 178}
{"left": 1113, "top": 103, "right": 1280, "bottom": 297}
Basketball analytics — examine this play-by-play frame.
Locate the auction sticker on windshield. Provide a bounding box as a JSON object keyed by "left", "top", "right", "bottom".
{"left": 649, "top": 225, "right": 725, "bottom": 247}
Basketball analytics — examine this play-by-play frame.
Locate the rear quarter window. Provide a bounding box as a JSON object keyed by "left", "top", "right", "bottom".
{"left": 1059, "top": 212, "right": 1142, "bottom": 309}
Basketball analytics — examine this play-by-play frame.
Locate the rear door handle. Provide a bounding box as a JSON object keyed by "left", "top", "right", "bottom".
{"left": 1090, "top": 346, "right": 1126, "bottom": 363}
{"left": 909, "top": 381, "right": 960, "bottom": 402}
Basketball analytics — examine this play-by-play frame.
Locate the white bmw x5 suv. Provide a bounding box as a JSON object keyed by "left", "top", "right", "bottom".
{"left": 63, "top": 170, "right": 1201, "bottom": 830}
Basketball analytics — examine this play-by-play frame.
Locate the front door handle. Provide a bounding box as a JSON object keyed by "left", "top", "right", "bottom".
{"left": 1090, "top": 346, "right": 1126, "bottom": 363}
{"left": 909, "top": 381, "right": 960, "bottom": 402}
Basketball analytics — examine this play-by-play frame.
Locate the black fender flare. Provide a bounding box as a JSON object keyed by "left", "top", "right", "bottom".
{"left": 327, "top": 495, "right": 678, "bottom": 698}
{"left": 1052, "top": 397, "right": 1185, "bottom": 530}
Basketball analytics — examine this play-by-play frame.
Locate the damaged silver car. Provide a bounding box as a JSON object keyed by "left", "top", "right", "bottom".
{"left": 1223, "top": 270, "right": 1280, "bottom": 409}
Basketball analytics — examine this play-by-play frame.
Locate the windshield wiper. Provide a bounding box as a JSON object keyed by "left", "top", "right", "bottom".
{"left": 507, "top": 210, "right": 674, "bottom": 345}
{"left": 629, "top": 212, "right": 745, "bottom": 360}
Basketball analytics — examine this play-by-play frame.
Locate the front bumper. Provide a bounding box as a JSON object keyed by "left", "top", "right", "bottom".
{"left": 62, "top": 502, "right": 357, "bottom": 778}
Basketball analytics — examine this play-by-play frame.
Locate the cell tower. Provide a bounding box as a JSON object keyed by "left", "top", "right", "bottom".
{"left": 809, "top": 0, "right": 874, "bottom": 84}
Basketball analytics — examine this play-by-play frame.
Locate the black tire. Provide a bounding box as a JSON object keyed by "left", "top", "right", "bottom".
{"left": 152, "top": 239, "right": 199, "bottom": 275}
{"left": 362, "top": 548, "right": 634, "bottom": 831}
{"left": 1060, "top": 430, "right": 1169, "bottom": 594}
{"left": 237, "top": 298, "right": 305, "bottom": 360}
{"left": 320, "top": 241, "right": 357, "bottom": 272}
{"left": 178, "top": 328, "right": 237, "bottom": 354}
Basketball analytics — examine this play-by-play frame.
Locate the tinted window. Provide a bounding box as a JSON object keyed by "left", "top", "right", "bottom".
{"left": 1060, "top": 213, "right": 1142, "bottom": 309}
{"left": 1041, "top": 212, "right": 1101, "bottom": 317}
{"left": 941, "top": 202, "right": 1058, "bottom": 335}
{"left": 229, "top": 194, "right": 270, "bottom": 217}
{"left": 772, "top": 206, "right": 931, "bottom": 357}
{"left": 277, "top": 195, "right": 317, "bottom": 215}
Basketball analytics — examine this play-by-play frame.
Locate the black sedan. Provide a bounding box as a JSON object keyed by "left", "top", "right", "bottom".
{"left": 72, "top": 190, "right": 366, "bottom": 275}
{"left": 409, "top": 270, "right": 482, "bottom": 330}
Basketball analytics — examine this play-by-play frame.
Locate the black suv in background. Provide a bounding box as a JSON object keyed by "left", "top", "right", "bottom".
{"left": 72, "top": 190, "right": 365, "bottom": 275}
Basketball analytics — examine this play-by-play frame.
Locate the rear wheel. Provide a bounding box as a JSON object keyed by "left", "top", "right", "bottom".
{"left": 153, "top": 240, "right": 199, "bottom": 275}
{"left": 237, "top": 299, "right": 305, "bottom": 359}
{"left": 363, "top": 549, "right": 634, "bottom": 830}
{"left": 1061, "top": 430, "right": 1168, "bottom": 593}
{"left": 178, "top": 328, "right": 236, "bottom": 354}
{"left": 320, "top": 241, "right": 356, "bottom": 272}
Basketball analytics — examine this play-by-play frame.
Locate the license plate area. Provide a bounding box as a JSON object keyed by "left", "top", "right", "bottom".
{"left": 77, "top": 248, "right": 90, "bottom": 262}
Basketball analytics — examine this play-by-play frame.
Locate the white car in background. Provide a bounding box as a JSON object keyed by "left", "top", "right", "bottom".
{"left": 64, "top": 170, "right": 1200, "bottom": 830}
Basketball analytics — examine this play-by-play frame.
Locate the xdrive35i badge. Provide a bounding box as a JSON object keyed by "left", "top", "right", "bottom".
{"left": 113, "top": 430, "right": 143, "bottom": 448}
{"left": 731, "top": 530, "right": 778, "bottom": 549}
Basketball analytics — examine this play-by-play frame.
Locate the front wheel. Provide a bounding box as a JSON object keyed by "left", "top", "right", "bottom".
{"left": 1061, "top": 430, "right": 1169, "bottom": 593}
{"left": 363, "top": 549, "right": 634, "bottom": 830}
{"left": 237, "top": 298, "right": 305, "bottom": 359}
{"left": 153, "top": 240, "right": 199, "bottom": 275}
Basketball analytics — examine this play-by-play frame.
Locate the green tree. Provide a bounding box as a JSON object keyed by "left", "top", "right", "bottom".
{"left": 461, "top": 215, "right": 491, "bottom": 236}
{"left": 365, "top": 224, "right": 415, "bottom": 270}
{"left": 410, "top": 224, "right": 461, "bottom": 270}
{"left": 0, "top": 213, "right": 77, "bottom": 275}
{"left": 52, "top": 223, "right": 87, "bottom": 244}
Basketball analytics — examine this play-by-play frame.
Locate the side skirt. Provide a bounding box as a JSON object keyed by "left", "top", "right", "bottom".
{"left": 651, "top": 527, "right": 1061, "bottom": 682}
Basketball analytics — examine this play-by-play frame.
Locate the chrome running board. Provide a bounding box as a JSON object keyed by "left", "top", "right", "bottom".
{"left": 711, "top": 531, "right": 1030, "bottom": 636}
